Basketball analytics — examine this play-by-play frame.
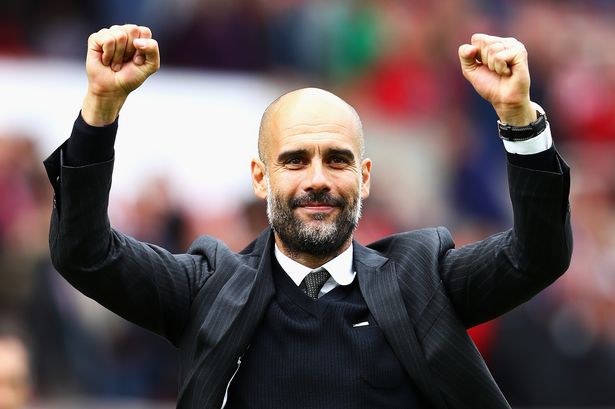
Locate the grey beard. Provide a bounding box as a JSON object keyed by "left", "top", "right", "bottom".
{"left": 266, "top": 177, "right": 362, "bottom": 258}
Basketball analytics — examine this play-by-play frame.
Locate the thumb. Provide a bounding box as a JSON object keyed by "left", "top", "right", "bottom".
{"left": 458, "top": 44, "right": 479, "bottom": 72}
{"left": 133, "top": 38, "right": 160, "bottom": 70}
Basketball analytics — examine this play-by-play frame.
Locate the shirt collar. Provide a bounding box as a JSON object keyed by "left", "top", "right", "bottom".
{"left": 274, "top": 243, "right": 356, "bottom": 287}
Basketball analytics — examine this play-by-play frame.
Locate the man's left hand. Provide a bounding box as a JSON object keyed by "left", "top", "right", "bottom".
{"left": 459, "top": 34, "right": 536, "bottom": 126}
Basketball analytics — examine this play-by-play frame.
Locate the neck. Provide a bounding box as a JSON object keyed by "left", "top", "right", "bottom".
{"left": 274, "top": 234, "right": 352, "bottom": 269}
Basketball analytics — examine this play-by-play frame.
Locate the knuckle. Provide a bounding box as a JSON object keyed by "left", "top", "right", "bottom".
{"left": 471, "top": 33, "right": 483, "bottom": 42}
{"left": 487, "top": 45, "right": 501, "bottom": 59}
{"left": 139, "top": 26, "right": 152, "bottom": 36}
{"left": 115, "top": 30, "right": 128, "bottom": 41}
{"left": 504, "top": 37, "right": 522, "bottom": 49}
{"left": 102, "top": 36, "right": 114, "bottom": 47}
{"left": 126, "top": 24, "right": 140, "bottom": 36}
{"left": 96, "top": 32, "right": 110, "bottom": 45}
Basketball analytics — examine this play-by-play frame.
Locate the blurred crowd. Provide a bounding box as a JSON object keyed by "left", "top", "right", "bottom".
{"left": 2, "top": 0, "right": 615, "bottom": 407}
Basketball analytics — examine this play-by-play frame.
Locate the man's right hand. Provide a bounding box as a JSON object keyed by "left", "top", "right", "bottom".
{"left": 82, "top": 24, "right": 160, "bottom": 126}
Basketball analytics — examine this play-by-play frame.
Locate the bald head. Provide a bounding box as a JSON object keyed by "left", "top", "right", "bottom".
{"left": 258, "top": 88, "right": 364, "bottom": 164}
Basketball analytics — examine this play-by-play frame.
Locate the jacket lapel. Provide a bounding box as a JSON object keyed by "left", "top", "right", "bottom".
{"left": 193, "top": 229, "right": 275, "bottom": 349}
{"left": 235, "top": 228, "right": 276, "bottom": 336}
{"left": 354, "top": 243, "right": 448, "bottom": 409}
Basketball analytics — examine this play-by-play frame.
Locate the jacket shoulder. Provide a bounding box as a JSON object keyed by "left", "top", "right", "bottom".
{"left": 186, "top": 235, "right": 250, "bottom": 271}
{"left": 186, "top": 228, "right": 271, "bottom": 273}
{"left": 366, "top": 227, "right": 455, "bottom": 263}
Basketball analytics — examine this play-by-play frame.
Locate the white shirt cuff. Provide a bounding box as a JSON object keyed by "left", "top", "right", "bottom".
{"left": 502, "top": 101, "right": 553, "bottom": 155}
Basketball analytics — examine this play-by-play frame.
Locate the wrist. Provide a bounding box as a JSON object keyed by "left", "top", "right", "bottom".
{"left": 494, "top": 102, "right": 537, "bottom": 126}
{"left": 81, "top": 90, "right": 126, "bottom": 126}
{"left": 498, "top": 110, "right": 547, "bottom": 142}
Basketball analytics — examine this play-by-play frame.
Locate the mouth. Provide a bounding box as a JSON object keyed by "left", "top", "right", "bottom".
{"left": 290, "top": 193, "right": 344, "bottom": 218}
{"left": 297, "top": 203, "right": 337, "bottom": 213}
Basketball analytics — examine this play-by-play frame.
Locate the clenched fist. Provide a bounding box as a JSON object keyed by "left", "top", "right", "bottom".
{"left": 459, "top": 34, "right": 536, "bottom": 126}
{"left": 82, "top": 24, "right": 160, "bottom": 126}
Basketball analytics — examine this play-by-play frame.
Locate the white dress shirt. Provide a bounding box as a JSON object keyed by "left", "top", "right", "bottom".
{"left": 274, "top": 243, "right": 356, "bottom": 298}
{"left": 501, "top": 101, "right": 552, "bottom": 154}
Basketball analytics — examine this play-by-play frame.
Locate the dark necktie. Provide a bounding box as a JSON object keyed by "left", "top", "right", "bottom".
{"left": 303, "top": 267, "right": 331, "bottom": 300}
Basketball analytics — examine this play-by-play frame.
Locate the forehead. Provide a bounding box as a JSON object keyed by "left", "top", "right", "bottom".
{"left": 271, "top": 125, "right": 361, "bottom": 160}
{"left": 268, "top": 98, "right": 362, "bottom": 155}
{"left": 278, "top": 124, "right": 357, "bottom": 150}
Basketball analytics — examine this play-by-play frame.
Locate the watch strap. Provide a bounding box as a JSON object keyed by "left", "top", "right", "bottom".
{"left": 498, "top": 111, "right": 547, "bottom": 142}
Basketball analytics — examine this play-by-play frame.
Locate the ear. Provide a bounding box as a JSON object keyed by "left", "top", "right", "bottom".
{"left": 251, "top": 158, "right": 268, "bottom": 200}
{"left": 360, "top": 158, "right": 372, "bottom": 199}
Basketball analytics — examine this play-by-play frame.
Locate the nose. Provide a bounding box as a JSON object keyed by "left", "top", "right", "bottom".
{"left": 303, "top": 160, "right": 331, "bottom": 192}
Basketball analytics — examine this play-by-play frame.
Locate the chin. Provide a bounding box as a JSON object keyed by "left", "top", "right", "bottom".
{"left": 303, "top": 214, "right": 335, "bottom": 224}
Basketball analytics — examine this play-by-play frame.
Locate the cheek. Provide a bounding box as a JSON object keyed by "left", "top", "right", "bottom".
{"left": 336, "top": 173, "right": 362, "bottom": 197}
{"left": 268, "top": 179, "right": 298, "bottom": 202}
{"left": 269, "top": 171, "right": 305, "bottom": 193}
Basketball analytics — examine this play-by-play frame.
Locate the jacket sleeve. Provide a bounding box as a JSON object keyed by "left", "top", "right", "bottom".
{"left": 43, "top": 140, "right": 213, "bottom": 347}
{"left": 437, "top": 148, "right": 572, "bottom": 328}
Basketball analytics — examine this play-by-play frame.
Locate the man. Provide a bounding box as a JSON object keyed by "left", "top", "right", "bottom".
{"left": 0, "top": 327, "right": 31, "bottom": 409}
{"left": 44, "top": 24, "right": 571, "bottom": 408}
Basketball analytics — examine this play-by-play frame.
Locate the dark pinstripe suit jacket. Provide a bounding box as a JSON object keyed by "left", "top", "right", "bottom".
{"left": 44, "top": 144, "right": 571, "bottom": 409}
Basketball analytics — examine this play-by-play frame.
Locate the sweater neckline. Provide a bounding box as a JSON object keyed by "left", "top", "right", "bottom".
{"left": 272, "top": 254, "right": 354, "bottom": 317}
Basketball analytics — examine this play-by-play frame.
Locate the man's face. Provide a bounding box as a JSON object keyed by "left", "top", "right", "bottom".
{"left": 265, "top": 154, "right": 363, "bottom": 258}
{"left": 252, "top": 90, "right": 371, "bottom": 259}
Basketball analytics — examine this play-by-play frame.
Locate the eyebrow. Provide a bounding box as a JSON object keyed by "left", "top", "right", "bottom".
{"left": 277, "top": 149, "right": 309, "bottom": 163}
{"left": 326, "top": 148, "right": 355, "bottom": 162}
{"left": 276, "top": 148, "right": 356, "bottom": 163}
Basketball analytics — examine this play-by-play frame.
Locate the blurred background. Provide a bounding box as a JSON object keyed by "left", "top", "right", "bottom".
{"left": 1, "top": 0, "right": 615, "bottom": 407}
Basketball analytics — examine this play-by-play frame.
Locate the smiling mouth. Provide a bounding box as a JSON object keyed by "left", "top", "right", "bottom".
{"left": 298, "top": 204, "right": 336, "bottom": 212}
{"left": 291, "top": 192, "right": 344, "bottom": 213}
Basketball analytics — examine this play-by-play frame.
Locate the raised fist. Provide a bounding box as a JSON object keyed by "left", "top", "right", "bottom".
{"left": 87, "top": 24, "right": 160, "bottom": 97}
{"left": 459, "top": 34, "right": 535, "bottom": 126}
{"left": 82, "top": 24, "right": 160, "bottom": 126}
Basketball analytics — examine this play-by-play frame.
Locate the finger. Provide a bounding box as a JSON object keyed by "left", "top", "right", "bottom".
{"left": 132, "top": 26, "right": 153, "bottom": 66}
{"left": 109, "top": 27, "right": 128, "bottom": 72}
{"left": 122, "top": 24, "right": 141, "bottom": 63}
{"left": 493, "top": 51, "right": 511, "bottom": 76}
{"left": 87, "top": 32, "right": 103, "bottom": 60}
{"left": 486, "top": 42, "right": 506, "bottom": 73}
{"left": 472, "top": 34, "right": 522, "bottom": 65}
{"left": 471, "top": 33, "right": 500, "bottom": 64}
{"left": 500, "top": 37, "right": 522, "bottom": 49}
{"left": 458, "top": 44, "right": 479, "bottom": 71}
{"left": 471, "top": 33, "right": 510, "bottom": 49}
{"left": 138, "top": 26, "right": 152, "bottom": 39}
{"left": 492, "top": 46, "right": 527, "bottom": 76}
{"left": 95, "top": 29, "right": 116, "bottom": 67}
{"left": 471, "top": 33, "right": 487, "bottom": 63}
{"left": 133, "top": 38, "right": 160, "bottom": 70}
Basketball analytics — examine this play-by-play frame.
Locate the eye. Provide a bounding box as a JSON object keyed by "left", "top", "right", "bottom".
{"left": 328, "top": 155, "right": 350, "bottom": 168}
{"left": 284, "top": 157, "right": 306, "bottom": 169}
